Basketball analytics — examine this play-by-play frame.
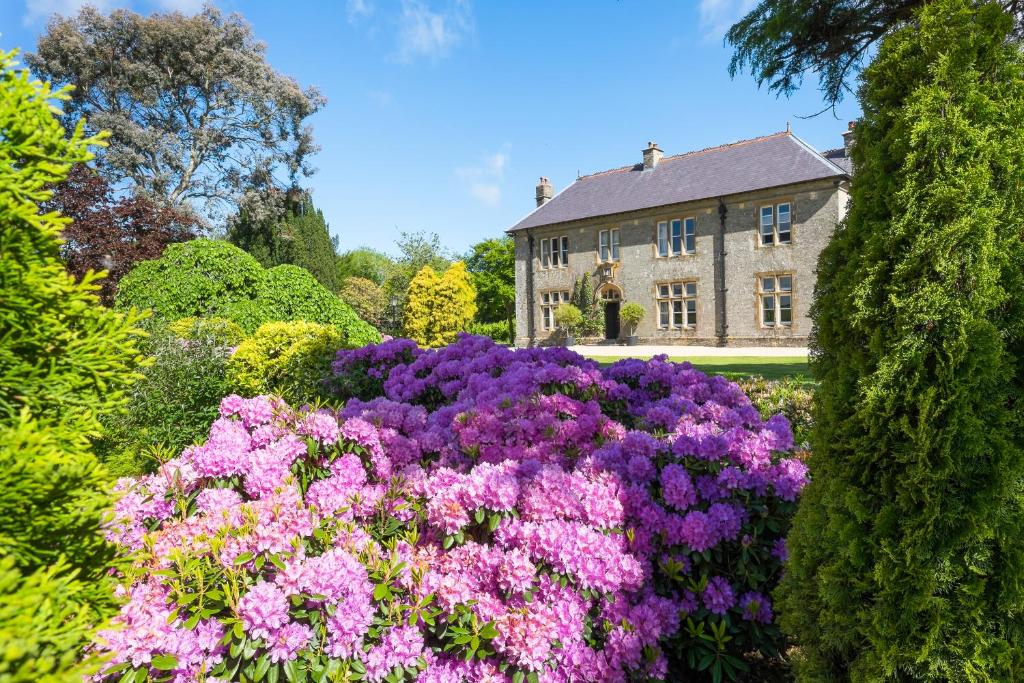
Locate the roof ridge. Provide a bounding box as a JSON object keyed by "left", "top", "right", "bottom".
{"left": 577, "top": 131, "right": 791, "bottom": 180}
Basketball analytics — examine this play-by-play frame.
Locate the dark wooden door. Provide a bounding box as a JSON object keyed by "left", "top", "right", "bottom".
{"left": 604, "top": 302, "right": 620, "bottom": 340}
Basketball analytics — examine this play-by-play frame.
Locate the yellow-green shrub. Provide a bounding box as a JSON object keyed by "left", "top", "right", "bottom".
{"left": 167, "top": 316, "right": 246, "bottom": 346}
{"left": 403, "top": 261, "right": 477, "bottom": 348}
{"left": 226, "top": 321, "right": 341, "bottom": 404}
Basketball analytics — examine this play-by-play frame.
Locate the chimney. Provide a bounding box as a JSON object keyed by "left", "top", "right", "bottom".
{"left": 642, "top": 141, "right": 663, "bottom": 170}
{"left": 535, "top": 176, "right": 553, "bottom": 207}
{"left": 842, "top": 121, "right": 856, "bottom": 154}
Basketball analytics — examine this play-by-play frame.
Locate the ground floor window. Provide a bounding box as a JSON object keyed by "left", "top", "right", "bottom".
{"left": 656, "top": 281, "right": 696, "bottom": 329}
{"left": 540, "top": 289, "right": 571, "bottom": 330}
{"left": 759, "top": 274, "right": 793, "bottom": 327}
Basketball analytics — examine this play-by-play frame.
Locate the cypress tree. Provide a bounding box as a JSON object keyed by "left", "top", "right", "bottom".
{"left": 777, "top": 1, "right": 1024, "bottom": 680}
{"left": 228, "top": 190, "right": 338, "bottom": 291}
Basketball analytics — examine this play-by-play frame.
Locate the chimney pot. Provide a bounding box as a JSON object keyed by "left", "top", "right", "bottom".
{"left": 535, "top": 176, "right": 554, "bottom": 207}
{"left": 642, "top": 141, "right": 663, "bottom": 170}
{"left": 842, "top": 120, "right": 858, "bottom": 154}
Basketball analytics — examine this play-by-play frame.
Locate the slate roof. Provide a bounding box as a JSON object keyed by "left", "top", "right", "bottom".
{"left": 508, "top": 132, "right": 849, "bottom": 232}
{"left": 822, "top": 146, "right": 853, "bottom": 174}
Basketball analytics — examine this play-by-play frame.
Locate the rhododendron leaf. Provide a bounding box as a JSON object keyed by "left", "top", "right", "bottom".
{"left": 234, "top": 552, "right": 254, "bottom": 565}
{"left": 373, "top": 583, "right": 391, "bottom": 601}
{"left": 254, "top": 653, "right": 271, "bottom": 681}
{"left": 151, "top": 654, "right": 178, "bottom": 670}
{"left": 526, "top": 672, "right": 540, "bottom": 683}
{"left": 512, "top": 671, "right": 525, "bottom": 683}
{"left": 268, "top": 664, "right": 280, "bottom": 683}
{"left": 232, "top": 621, "right": 244, "bottom": 639}
{"left": 184, "top": 611, "right": 201, "bottom": 629}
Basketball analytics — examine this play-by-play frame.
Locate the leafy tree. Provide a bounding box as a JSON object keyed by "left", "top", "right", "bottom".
{"left": 44, "top": 164, "right": 202, "bottom": 304}
{"left": 777, "top": 2, "right": 1024, "bottom": 680}
{"left": 29, "top": 6, "right": 325, "bottom": 222}
{"left": 382, "top": 230, "right": 452, "bottom": 327}
{"left": 228, "top": 189, "right": 338, "bottom": 291}
{"left": 0, "top": 50, "right": 144, "bottom": 680}
{"left": 339, "top": 276, "right": 388, "bottom": 329}
{"left": 726, "top": 0, "right": 1024, "bottom": 105}
{"left": 116, "top": 239, "right": 379, "bottom": 346}
{"left": 336, "top": 247, "right": 396, "bottom": 286}
{"left": 403, "top": 262, "right": 476, "bottom": 347}
{"left": 465, "top": 236, "right": 514, "bottom": 334}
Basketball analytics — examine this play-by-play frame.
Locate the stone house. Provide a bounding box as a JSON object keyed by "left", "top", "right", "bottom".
{"left": 507, "top": 127, "right": 853, "bottom": 347}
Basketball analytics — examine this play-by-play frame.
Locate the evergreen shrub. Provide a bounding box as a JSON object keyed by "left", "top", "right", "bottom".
{"left": 226, "top": 320, "right": 342, "bottom": 404}
{"left": 403, "top": 262, "right": 477, "bottom": 348}
{"left": 777, "top": 1, "right": 1024, "bottom": 679}
{"left": 0, "top": 49, "right": 144, "bottom": 681}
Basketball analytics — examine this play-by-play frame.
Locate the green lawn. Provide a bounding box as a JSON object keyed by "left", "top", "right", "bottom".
{"left": 588, "top": 355, "right": 813, "bottom": 382}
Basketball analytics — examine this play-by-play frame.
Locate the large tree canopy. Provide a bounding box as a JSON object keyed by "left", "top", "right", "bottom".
{"left": 726, "top": 0, "right": 1024, "bottom": 105}
{"left": 465, "top": 236, "right": 514, "bottom": 325}
{"left": 28, "top": 6, "right": 325, "bottom": 223}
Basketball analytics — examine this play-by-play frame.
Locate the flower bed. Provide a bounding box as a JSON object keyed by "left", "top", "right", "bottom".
{"left": 96, "top": 335, "right": 806, "bottom": 682}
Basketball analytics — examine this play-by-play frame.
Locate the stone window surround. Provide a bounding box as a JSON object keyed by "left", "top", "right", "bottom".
{"left": 756, "top": 272, "right": 794, "bottom": 329}
{"left": 539, "top": 289, "right": 572, "bottom": 331}
{"left": 656, "top": 217, "right": 697, "bottom": 257}
{"left": 598, "top": 228, "right": 620, "bottom": 262}
{"left": 757, "top": 199, "right": 794, "bottom": 247}
{"left": 656, "top": 279, "right": 698, "bottom": 329}
{"left": 539, "top": 235, "right": 569, "bottom": 270}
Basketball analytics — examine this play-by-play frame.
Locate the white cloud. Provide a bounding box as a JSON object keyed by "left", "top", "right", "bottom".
{"left": 396, "top": 0, "right": 472, "bottom": 63}
{"left": 457, "top": 149, "right": 508, "bottom": 206}
{"left": 23, "top": 0, "right": 113, "bottom": 25}
{"left": 346, "top": 0, "right": 373, "bottom": 23}
{"left": 698, "top": 0, "right": 755, "bottom": 40}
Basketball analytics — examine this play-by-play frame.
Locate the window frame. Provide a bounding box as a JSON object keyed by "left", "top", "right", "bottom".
{"left": 656, "top": 280, "right": 697, "bottom": 330}
{"left": 656, "top": 216, "right": 697, "bottom": 257}
{"left": 539, "top": 235, "right": 569, "bottom": 269}
{"left": 599, "top": 228, "right": 620, "bottom": 262}
{"left": 540, "top": 289, "right": 572, "bottom": 331}
{"left": 758, "top": 202, "right": 794, "bottom": 247}
{"left": 758, "top": 273, "right": 794, "bottom": 328}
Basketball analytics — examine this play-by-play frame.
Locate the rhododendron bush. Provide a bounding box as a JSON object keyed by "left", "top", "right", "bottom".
{"left": 96, "top": 335, "right": 806, "bottom": 682}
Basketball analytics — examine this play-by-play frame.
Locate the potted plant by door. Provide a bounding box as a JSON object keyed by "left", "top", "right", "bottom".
{"left": 619, "top": 302, "right": 645, "bottom": 346}
{"left": 554, "top": 303, "right": 584, "bottom": 346}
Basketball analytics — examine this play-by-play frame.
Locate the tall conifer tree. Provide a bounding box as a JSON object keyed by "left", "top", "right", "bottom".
{"left": 777, "top": 1, "right": 1024, "bottom": 679}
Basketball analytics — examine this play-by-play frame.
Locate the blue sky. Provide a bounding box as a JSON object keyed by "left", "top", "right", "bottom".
{"left": 2, "top": 0, "right": 862, "bottom": 257}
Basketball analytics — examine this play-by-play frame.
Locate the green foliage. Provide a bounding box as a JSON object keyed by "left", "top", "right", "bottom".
{"left": 116, "top": 239, "right": 265, "bottom": 321}
{"left": 116, "top": 239, "right": 380, "bottom": 346}
{"left": 339, "top": 276, "right": 388, "bottom": 329}
{"left": 572, "top": 272, "right": 602, "bottom": 337}
{"left": 227, "top": 321, "right": 342, "bottom": 404}
{"left": 736, "top": 376, "right": 814, "bottom": 447}
{"left": 335, "top": 246, "right": 396, "bottom": 286}
{"left": 554, "top": 303, "right": 584, "bottom": 336}
{"left": 465, "top": 236, "right": 514, "bottom": 325}
{"left": 619, "top": 302, "right": 645, "bottom": 335}
{"left": 228, "top": 191, "right": 338, "bottom": 291}
{"left": 97, "top": 325, "right": 234, "bottom": 476}
{"left": 468, "top": 320, "right": 513, "bottom": 345}
{"left": 0, "top": 49, "right": 144, "bottom": 680}
{"left": 386, "top": 230, "right": 452, "bottom": 323}
{"left": 403, "top": 262, "right": 477, "bottom": 348}
{"left": 166, "top": 316, "right": 247, "bottom": 346}
{"left": 777, "top": 2, "right": 1024, "bottom": 680}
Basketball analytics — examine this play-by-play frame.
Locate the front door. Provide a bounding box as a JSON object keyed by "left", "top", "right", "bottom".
{"left": 604, "top": 301, "right": 620, "bottom": 340}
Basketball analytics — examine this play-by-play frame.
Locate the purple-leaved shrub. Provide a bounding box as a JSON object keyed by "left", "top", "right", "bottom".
{"left": 94, "top": 335, "right": 805, "bottom": 682}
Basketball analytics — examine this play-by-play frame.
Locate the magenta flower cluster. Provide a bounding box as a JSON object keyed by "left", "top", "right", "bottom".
{"left": 95, "top": 334, "right": 806, "bottom": 682}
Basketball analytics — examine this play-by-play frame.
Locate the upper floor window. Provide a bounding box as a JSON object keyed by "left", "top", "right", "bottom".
{"left": 599, "top": 229, "right": 620, "bottom": 262}
{"left": 540, "top": 236, "right": 569, "bottom": 269}
{"left": 657, "top": 218, "right": 696, "bottom": 256}
{"left": 540, "top": 289, "right": 571, "bottom": 331}
{"left": 657, "top": 281, "right": 697, "bottom": 329}
{"left": 759, "top": 274, "right": 793, "bottom": 327}
{"left": 759, "top": 203, "right": 792, "bottom": 246}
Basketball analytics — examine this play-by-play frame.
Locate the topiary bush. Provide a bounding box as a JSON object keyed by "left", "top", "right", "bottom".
{"left": 85, "top": 335, "right": 806, "bottom": 682}
{"left": 0, "top": 49, "right": 144, "bottom": 681}
{"left": 116, "top": 239, "right": 265, "bottom": 322}
{"left": 116, "top": 240, "right": 381, "bottom": 345}
{"left": 227, "top": 320, "right": 343, "bottom": 404}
